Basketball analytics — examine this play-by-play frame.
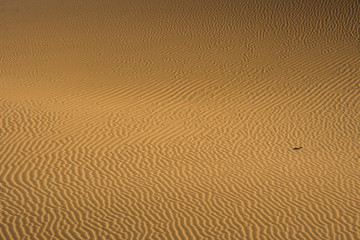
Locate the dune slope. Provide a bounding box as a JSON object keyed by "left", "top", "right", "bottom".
{"left": 1, "top": 0, "right": 359, "bottom": 239}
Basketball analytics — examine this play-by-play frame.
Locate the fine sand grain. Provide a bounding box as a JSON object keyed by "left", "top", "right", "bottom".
{"left": 1, "top": 0, "right": 360, "bottom": 239}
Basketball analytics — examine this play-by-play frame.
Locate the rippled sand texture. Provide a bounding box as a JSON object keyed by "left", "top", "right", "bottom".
{"left": 1, "top": 0, "right": 360, "bottom": 239}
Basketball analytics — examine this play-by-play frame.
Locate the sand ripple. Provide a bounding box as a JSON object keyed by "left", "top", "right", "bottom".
{"left": 1, "top": 0, "right": 359, "bottom": 239}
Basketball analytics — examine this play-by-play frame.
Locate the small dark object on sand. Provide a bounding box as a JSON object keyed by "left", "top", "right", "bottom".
{"left": 293, "top": 147, "right": 303, "bottom": 150}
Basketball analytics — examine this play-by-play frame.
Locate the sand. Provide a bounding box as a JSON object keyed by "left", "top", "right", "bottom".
{"left": 1, "top": 0, "right": 359, "bottom": 239}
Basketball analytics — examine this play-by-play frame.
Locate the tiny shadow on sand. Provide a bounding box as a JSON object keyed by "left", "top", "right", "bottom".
{"left": 293, "top": 147, "right": 303, "bottom": 150}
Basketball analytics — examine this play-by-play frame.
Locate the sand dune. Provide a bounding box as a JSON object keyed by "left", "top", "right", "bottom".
{"left": 1, "top": 0, "right": 359, "bottom": 239}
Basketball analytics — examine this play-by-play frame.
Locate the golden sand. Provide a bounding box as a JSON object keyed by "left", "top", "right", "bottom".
{"left": 1, "top": 0, "right": 359, "bottom": 239}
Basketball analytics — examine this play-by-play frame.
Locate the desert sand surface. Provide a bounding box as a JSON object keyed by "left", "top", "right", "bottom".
{"left": 1, "top": 0, "right": 360, "bottom": 239}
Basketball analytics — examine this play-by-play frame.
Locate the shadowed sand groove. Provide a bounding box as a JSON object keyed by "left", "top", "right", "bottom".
{"left": 1, "top": 0, "right": 360, "bottom": 239}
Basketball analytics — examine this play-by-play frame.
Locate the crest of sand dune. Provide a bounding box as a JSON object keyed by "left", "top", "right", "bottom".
{"left": 1, "top": 0, "right": 359, "bottom": 239}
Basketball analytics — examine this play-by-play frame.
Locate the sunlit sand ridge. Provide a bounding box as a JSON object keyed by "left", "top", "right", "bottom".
{"left": 1, "top": 0, "right": 359, "bottom": 239}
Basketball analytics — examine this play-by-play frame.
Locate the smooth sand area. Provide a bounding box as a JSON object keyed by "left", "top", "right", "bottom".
{"left": 1, "top": 0, "right": 359, "bottom": 239}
